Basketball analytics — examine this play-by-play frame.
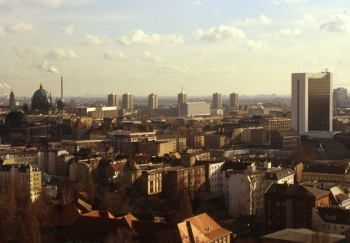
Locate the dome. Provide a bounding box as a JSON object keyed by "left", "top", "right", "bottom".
{"left": 5, "top": 109, "right": 27, "bottom": 127}
{"left": 56, "top": 97, "right": 64, "bottom": 109}
{"left": 31, "top": 83, "right": 51, "bottom": 113}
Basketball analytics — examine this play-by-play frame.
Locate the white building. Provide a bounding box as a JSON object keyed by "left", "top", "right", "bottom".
{"left": 223, "top": 162, "right": 294, "bottom": 216}
{"left": 208, "top": 161, "right": 225, "bottom": 195}
{"left": 291, "top": 72, "right": 333, "bottom": 134}
{"left": 179, "top": 102, "right": 210, "bottom": 117}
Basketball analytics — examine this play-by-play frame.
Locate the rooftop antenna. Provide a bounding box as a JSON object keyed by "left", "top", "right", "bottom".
{"left": 180, "top": 86, "right": 183, "bottom": 93}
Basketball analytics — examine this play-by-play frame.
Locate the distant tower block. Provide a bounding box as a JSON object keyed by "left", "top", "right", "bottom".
{"left": 229, "top": 92, "right": 239, "bottom": 108}
{"left": 108, "top": 93, "right": 118, "bottom": 107}
{"left": 212, "top": 92, "right": 222, "bottom": 109}
{"left": 148, "top": 93, "right": 158, "bottom": 109}
{"left": 9, "top": 91, "right": 16, "bottom": 109}
{"left": 178, "top": 92, "right": 187, "bottom": 104}
{"left": 291, "top": 72, "right": 333, "bottom": 134}
{"left": 122, "top": 93, "right": 133, "bottom": 109}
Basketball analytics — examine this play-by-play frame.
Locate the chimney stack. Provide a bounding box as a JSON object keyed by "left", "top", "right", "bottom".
{"left": 61, "top": 77, "right": 63, "bottom": 99}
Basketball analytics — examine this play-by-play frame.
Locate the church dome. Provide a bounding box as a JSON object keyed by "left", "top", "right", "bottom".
{"left": 56, "top": 97, "right": 64, "bottom": 109}
{"left": 31, "top": 83, "right": 51, "bottom": 113}
{"left": 5, "top": 109, "right": 27, "bottom": 127}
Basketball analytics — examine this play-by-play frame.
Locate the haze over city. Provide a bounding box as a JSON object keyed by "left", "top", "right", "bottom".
{"left": 0, "top": 0, "right": 349, "bottom": 97}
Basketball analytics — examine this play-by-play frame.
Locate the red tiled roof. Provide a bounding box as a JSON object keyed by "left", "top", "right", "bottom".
{"left": 117, "top": 214, "right": 139, "bottom": 228}
{"left": 184, "top": 213, "right": 231, "bottom": 241}
{"left": 64, "top": 216, "right": 130, "bottom": 240}
{"left": 44, "top": 204, "right": 81, "bottom": 228}
{"left": 83, "top": 211, "right": 115, "bottom": 218}
{"left": 132, "top": 220, "right": 181, "bottom": 243}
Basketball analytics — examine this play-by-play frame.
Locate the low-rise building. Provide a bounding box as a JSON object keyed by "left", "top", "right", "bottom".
{"left": 313, "top": 207, "right": 350, "bottom": 235}
{"left": 302, "top": 163, "right": 350, "bottom": 183}
{"left": 264, "top": 183, "right": 330, "bottom": 233}
{"left": 108, "top": 130, "right": 156, "bottom": 153}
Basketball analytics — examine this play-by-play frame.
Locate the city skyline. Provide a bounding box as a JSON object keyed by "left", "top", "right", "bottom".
{"left": 0, "top": 0, "right": 350, "bottom": 97}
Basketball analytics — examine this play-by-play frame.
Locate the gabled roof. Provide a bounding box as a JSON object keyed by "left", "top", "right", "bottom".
{"left": 265, "top": 183, "right": 329, "bottom": 198}
{"left": 64, "top": 215, "right": 130, "bottom": 240}
{"left": 183, "top": 213, "right": 231, "bottom": 241}
{"left": 117, "top": 214, "right": 139, "bottom": 229}
{"left": 44, "top": 204, "right": 81, "bottom": 228}
{"left": 83, "top": 211, "right": 115, "bottom": 218}
{"left": 132, "top": 220, "right": 181, "bottom": 243}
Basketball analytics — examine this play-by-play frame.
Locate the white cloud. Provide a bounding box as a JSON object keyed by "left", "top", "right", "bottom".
{"left": 276, "top": 28, "right": 302, "bottom": 37}
{"left": 8, "top": 21, "right": 33, "bottom": 34}
{"left": 47, "top": 48, "right": 77, "bottom": 59}
{"left": 294, "top": 14, "right": 315, "bottom": 26}
{"left": 103, "top": 50, "right": 125, "bottom": 60}
{"left": 285, "top": 0, "right": 308, "bottom": 3}
{"left": 239, "top": 15, "right": 272, "bottom": 26}
{"left": 116, "top": 30, "right": 184, "bottom": 46}
{"left": 195, "top": 25, "right": 245, "bottom": 42}
{"left": 22, "top": 0, "right": 62, "bottom": 8}
{"left": 47, "top": 66, "right": 59, "bottom": 73}
{"left": 192, "top": 0, "right": 201, "bottom": 5}
{"left": 60, "top": 24, "right": 74, "bottom": 35}
{"left": 2, "top": 82, "right": 10, "bottom": 89}
{"left": 141, "top": 51, "right": 162, "bottom": 63}
{"left": 246, "top": 40, "right": 266, "bottom": 50}
{"left": 320, "top": 15, "right": 350, "bottom": 34}
{"left": 38, "top": 61, "right": 59, "bottom": 74}
{"left": 84, "top": 34, "right": 112, "bottom": 45}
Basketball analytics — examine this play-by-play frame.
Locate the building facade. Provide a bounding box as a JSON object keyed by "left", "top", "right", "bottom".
{"left": 212, "top": 92, "right": 222, "bottom": 109}
{"left": 333, "top": 87, "right": 347, "bottom": 108}
{"left": 291, "top": 72, "right": 333, "bottom": 134}
{"left": 179, "top": 102, "right": 210, "bottom": 117}
{"left": 229, "top": 92, "right": 239, "bottom": 108}
{"left": 0, "top": 163, "right": 42, "bottom": 202}
{"left": 178, "top": 92, "right": 187, "bottom": 104}
{"left": 122, "top": 93, "right": 133, "bottom": 109}
{"left": 147, "top": 93, "right": 158, "bottom": 110}
{"left": 108, "top": 93, "right": 118, "bottom": 107}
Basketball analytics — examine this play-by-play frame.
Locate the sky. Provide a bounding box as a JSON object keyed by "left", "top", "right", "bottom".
{"left": 0, "top": 0, "right": 350, "bottom": 98}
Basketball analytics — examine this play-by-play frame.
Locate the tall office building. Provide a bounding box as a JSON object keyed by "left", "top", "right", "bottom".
{"left": 333, "top": 87, "right": 347, "bottom": 108}
{"left": 147, "top": 93, "right": 158, "bottom": 109}
{"left": 178, "top": 92, "right": 187, "bottom": 104}
{"left": 122, "top": 93, "right": 133, "bottom": 109}
{"left": 212, "top": 92, "right": 222, "bottom": 109}
{"left": 291, "top": 72, "right": 333, "bottom": 134}
{"left": 229, "top": 92, "right": 239, "bottom": 108}
{"left": 108, "top": 93, "right": 118, "bottom": 107}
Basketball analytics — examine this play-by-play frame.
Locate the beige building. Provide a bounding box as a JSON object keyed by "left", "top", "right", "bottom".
{"left": 0, "top": 163, "right": 41, "bottom": 202}
{"left": 156, "top": 133, "right": 187, "bottom": 152}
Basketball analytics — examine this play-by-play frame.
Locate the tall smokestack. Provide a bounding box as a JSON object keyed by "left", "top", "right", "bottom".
{"left": 61, "top": 77, "right": 63, "bottom": 99}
